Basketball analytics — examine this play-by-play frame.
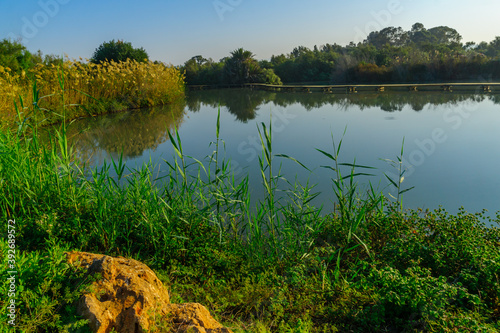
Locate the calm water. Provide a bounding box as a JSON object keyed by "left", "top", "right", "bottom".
{"left": 62, "top": 89, "right": 500, "bottom": 217}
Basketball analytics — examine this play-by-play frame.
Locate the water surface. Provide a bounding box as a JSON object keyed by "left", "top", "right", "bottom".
{"left": 63, "top": 89, "right": 500, "bottom": 217}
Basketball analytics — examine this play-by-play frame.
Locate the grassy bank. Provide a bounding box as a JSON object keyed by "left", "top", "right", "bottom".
{"left": 0, "top": 59, "right": 185, "bottom": 126}
{"left": 0, "top": 97, "right": 499, "bottom": 332}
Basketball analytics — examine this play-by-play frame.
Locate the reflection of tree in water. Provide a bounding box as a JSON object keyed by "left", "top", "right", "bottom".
{"left": 58, "top": 101, "right": 186, "bottom": 162}
{"left": 486, "top": 94, "right": 500, "bottom": 105}
{"left": 39, "top": 90, "right": 496, "bottom": 166}
{"left": 186, "top": 89, "right": 274, "bottom": 122}
{"left": 187, "top": 88, "right": 494, "bottom": 115}
{"left": 270, "top": 91, "right": 488, "bottom": 112}
{"left": 272, "top": 92, "right": 340, "bottom": 111}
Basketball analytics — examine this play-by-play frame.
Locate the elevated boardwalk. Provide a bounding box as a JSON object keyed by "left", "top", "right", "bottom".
{"left": 244, "top": 83, "right": 500, "bottom": 93}
{"left": 188, "top": 83, "right": 500, "bottom": 93}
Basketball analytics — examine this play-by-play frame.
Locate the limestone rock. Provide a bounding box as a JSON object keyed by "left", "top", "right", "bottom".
{"left": 166, "top": 303, "right": 232, "bottom": 333}
{"left": 67, "top": 251, "right": 232, "bottom": 333}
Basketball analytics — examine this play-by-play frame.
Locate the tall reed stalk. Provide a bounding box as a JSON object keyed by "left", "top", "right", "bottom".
{"left": 383, "top": 138, "right": 415, "bottom": 212}
{"left": 317, "top": 130, "right": 382, "bottom": 282}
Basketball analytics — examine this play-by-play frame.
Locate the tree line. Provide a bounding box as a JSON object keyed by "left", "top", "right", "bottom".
{"left": 0, "top": 38, "right": 151, "bottom": 73}
{"left": 184, "top": 23, "right": 500, "bottom": 85}
{"left": 2, "top": 23, "right": 500, "bottom": 85}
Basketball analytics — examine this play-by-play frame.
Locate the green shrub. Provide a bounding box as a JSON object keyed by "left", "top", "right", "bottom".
{"left": 91, "top": 39, "right": 149, "bottom": 64}
{"left": 0, "top": 239, "right": 91, "bottom": 332}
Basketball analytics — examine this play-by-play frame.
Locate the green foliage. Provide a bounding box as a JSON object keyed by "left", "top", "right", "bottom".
{"left": 0, "top": 38, "right": 35, "bottom": 72}
{"left": 183, "top": 24, "right": 500, "bottom": 85}
{"left": 183, "top": 48, "right": 282, "bottom": 86}
{"left": 355, "top": 265, "right": 483, "bottom": 330}
{"left": 0, "top": 55, "right": 184, "bottom": 127}
{"left": 366, "top": 26, "right": 409, "bottom": 48}
{"left": 0, "top": 38, "right": 62, "bottom": 73}
{"left": 223, "top": 48, "right": 259, "bottom": 84}
{"left": 258, "top": 68, "right": 282, "bottom": 85}
{"left": 184, "top": 55, "right": 224, "bottom": 85}
{"left": 0, "top": 239, "right": 92, "bottom": 332}
{"left": 91, "top": 39, "right": 149, "bottom": 64}
{"left": 374, "top": 208, "right": 500, "bottom": 313}
{"left": 476, "top": 36, "right": 500, "bottom": 58}
{"left": 1, "top": 80, "right": 500, "bottom": 332}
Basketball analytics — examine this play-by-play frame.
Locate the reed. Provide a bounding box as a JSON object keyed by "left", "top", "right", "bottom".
{"left": 1, "top": 81, "right": 499, "bottom": 332}
{"left": 382, "top": 138, "right": 415, "bottom": 212}
{"left": 316, "top": 130, "right": 383, "bottom": 282}
{"left": 0, "top": 58, "right": 185, "bottom": 127}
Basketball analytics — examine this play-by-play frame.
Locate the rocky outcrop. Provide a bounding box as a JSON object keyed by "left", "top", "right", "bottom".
{"left": 66, "top": 251, "right": 232, "bottom": 333}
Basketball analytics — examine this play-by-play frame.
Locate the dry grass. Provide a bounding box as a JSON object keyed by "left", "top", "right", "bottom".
{"left": 0, "top": 58, "right": 185, "bottom": 126}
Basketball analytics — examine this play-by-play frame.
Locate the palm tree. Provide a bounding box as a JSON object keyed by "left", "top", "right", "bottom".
{"left": 224, "top": 48, "right": 260, "bottom": 84}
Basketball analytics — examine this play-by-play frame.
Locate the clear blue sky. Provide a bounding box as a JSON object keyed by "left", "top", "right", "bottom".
{"left": 1, "top": 0, "right": 499, "bottom": 65}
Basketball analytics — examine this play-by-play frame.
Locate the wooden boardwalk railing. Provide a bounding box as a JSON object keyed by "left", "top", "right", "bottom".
{"left": 243, "top": 83, "right": 500, "bottom": 93}
{"left": 187, "top": 83, "right": 500, "bottom": 93}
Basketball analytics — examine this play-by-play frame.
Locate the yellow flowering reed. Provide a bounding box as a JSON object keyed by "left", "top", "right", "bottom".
{"left": 0, "top": 59, "right": 185, "bottom": 126}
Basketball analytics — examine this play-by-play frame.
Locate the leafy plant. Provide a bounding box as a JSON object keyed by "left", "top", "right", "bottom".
{"left": 382, "top": 138, "right": 414, "bottom": 211}
{"left": 1, "top": 78, "right": 499, "bottom": 332}
{"left": 91, "top": 39, "right": 149, "bottom": 64}
{"left": 0, "top": 239, "right": 92, "bottom": 332}
{"left": 316, "top": 129, "right": 381, "bottom": 282}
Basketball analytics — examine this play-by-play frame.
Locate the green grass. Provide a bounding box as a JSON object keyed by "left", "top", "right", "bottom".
{"left": 1, "top": 85, "right": 499, "bottom": 332}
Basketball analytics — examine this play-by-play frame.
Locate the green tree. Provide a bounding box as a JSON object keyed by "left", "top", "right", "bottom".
{"left": 0, "top": 38, "right": 34, "bottom": 72}
{"left": 184, "top": 55, "right": 207, "bottom": 83}
{"left": 366, "top": 27, "right": 409, "bottom": 48}
{"left": 410, "top": 23, "right": 432, "bottom": 46}
{"left": 183, "top": 55, "right": 224, "bottom": 85}
{"left": 475, "top": 41, "right": 489, "bottom": 54}
{"left": 91, "top": 39, "right": 149, "bottom": 64}
{"left": 221, "top": 48, "right": 282, "bottom": 85}
{"left": 290, "top": 46, "right": 311, "bottom": 58}
{"left": 31, "top": 50, "right": 62, "bottom": 66}
{"left": 270, "top": 54, "right": 288, "bottom": 66}
{"left": 223, "top": 48, "right": 260, "bottom": 84}
{"left": 486, "top": 36, "right": 500, "bottom": 57}
{"left": 258, "top": 68, "right": 282, "bottom": 85}
{"left": 411, "top": 22, "right": 425, "bottom": 33}
{"left": 428, "top": 26, "right": 462, "bottom": 45}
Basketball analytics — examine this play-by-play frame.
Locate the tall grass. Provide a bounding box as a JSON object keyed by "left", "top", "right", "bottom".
{"left": 383, "top": 138, "right": 415, "bottom": 211}
{"left": 1, "top": 81, "right": 499, "bottom": 332}
{"left": 316, "top": 130, "right": 383, "bottom": 282}
{"left": 0, "top": 58, "right": 185, "bottom": 126}
{"left": 1, "top": 83, "right": 379, "bottom": 267}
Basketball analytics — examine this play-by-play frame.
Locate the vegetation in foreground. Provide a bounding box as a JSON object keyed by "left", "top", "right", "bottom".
{"left": 0, "top": 87, "right": 499, "bottom": 332}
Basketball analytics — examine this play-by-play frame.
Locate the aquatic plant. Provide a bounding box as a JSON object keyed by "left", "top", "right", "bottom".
{"left": 0, "top": 81, "right": 498, "bottom": 332}
{"left": 0, "top": 58, "right": 184, "bottom": 126}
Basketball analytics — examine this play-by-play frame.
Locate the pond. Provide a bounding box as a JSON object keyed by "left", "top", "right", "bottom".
{"left": 61, "top": 88, "right": 500, "bottom": 217}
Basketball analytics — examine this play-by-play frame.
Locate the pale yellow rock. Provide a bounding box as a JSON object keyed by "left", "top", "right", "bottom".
{"left": 67, "top": 251, "right": 232, "bottom": 333}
